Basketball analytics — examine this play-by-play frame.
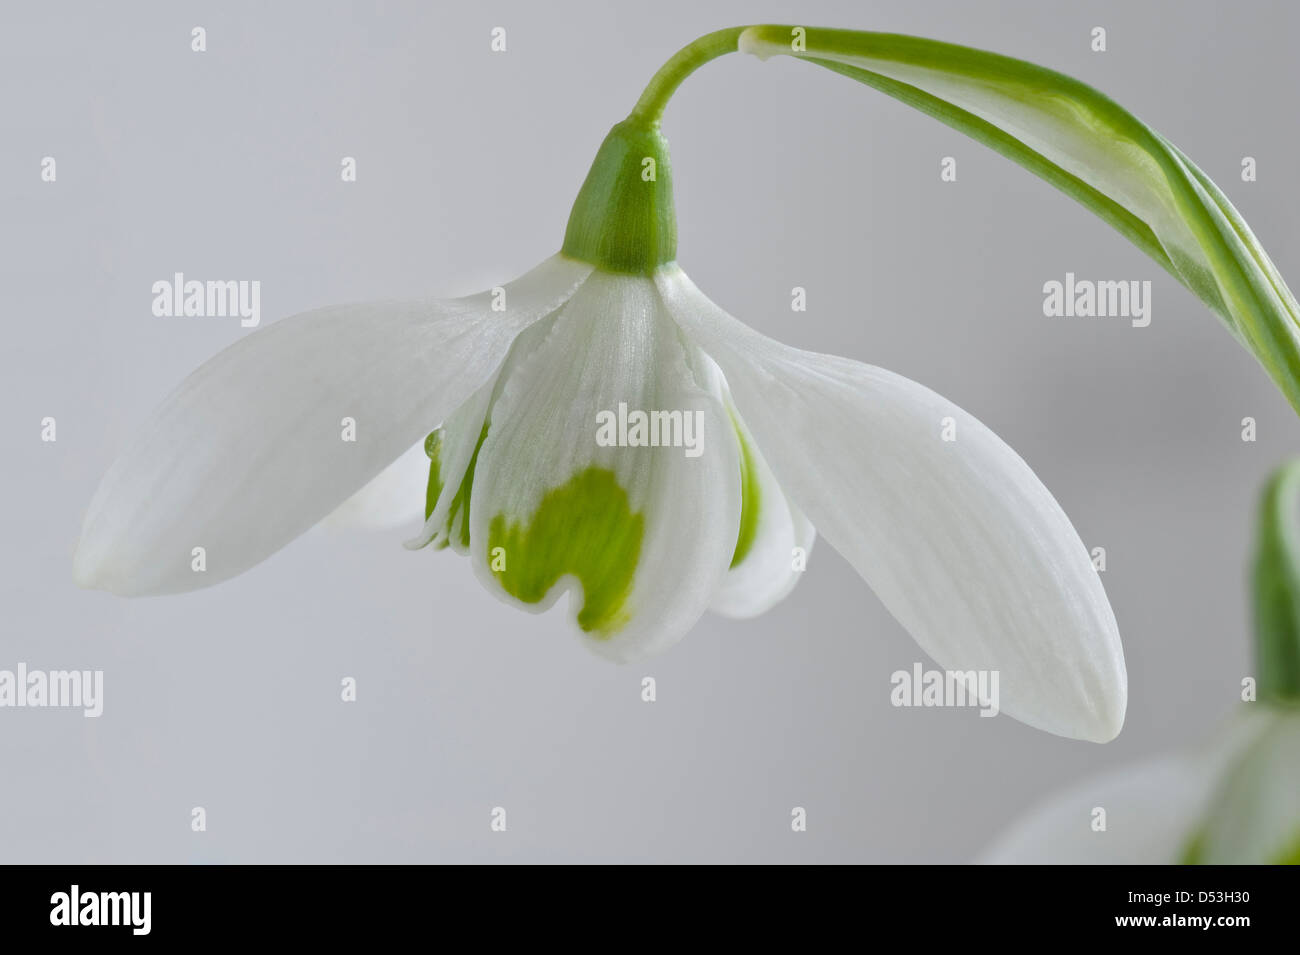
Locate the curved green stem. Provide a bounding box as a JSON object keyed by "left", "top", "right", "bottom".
{"left": 628, "top": 27, "right": 747, "bottom": 124}
{"left": 563, "top": 28, "right": 747, "bottom": 272}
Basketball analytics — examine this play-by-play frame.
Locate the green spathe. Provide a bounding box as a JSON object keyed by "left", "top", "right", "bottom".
{"left": 737, "top": 25, "right": 1300, "bottom": 417}
{"left": 488, "top": 467, "right": 645, "bottom": 636}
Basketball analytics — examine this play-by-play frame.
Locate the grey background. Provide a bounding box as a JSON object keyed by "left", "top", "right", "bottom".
{"left": 2, "top": 0, "right": 1297, "bottom": 863}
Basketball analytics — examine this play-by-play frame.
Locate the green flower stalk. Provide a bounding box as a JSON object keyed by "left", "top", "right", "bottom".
{"left": 73, "top": 27, "right": 1299, "bottom": 747}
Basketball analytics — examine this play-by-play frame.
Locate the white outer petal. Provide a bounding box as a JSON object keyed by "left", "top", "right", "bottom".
{"left": 467, "top": 270, "right": 741, "bottom": 662}
{"left": 74, "top": 254, "right": 591, "bottom": 594}
{"left": 321, "top": 267, "right": 525, "bottom": 533}
{"left": 658, "top": 267, "right": 1125, "bottom": 742}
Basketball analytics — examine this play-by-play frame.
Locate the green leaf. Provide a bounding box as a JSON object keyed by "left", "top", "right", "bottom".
{"left": 1253, "top": 460, "right": 1300, "bottom": 703}
{"left": 740, "top": 26, "right": 1300, "bottom": 414}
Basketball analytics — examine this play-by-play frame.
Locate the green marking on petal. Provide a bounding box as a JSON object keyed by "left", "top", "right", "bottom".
{"left": 487, "top": 467, "right": 644, "bottom": 636}
{"left": 423, "top": 424, "right": 488, "bottom": 549}
{"left": 445, "top": 424, "right": 488, "bottom": 550}
{"left": 423, "top": 430, "right": 444, "bottom": 522}
{"left": 729, "top": 415, "right": 762, "bottom": 569}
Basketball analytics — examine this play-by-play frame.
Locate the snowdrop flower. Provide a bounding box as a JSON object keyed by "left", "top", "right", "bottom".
{"left": 982, "top": 460, "right": 1300, "bottom": 864}
{"left": 75, "top": 28, "right": 1300, "bottom": 744}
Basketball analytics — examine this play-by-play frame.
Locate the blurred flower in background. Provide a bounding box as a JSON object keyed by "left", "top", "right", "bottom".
{"left": 982, "top": 460, "right": 1300, "bottom": 864}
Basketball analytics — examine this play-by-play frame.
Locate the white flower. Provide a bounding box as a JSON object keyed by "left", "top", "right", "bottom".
{"left": 74, "top": 52, "right": 1129, "bottom": 745}
{"left": 73, "top": 247, "right": 1126, "bottom": 742}
{"left": 980, "top": 707, "right": 1300, "bottom": 864}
